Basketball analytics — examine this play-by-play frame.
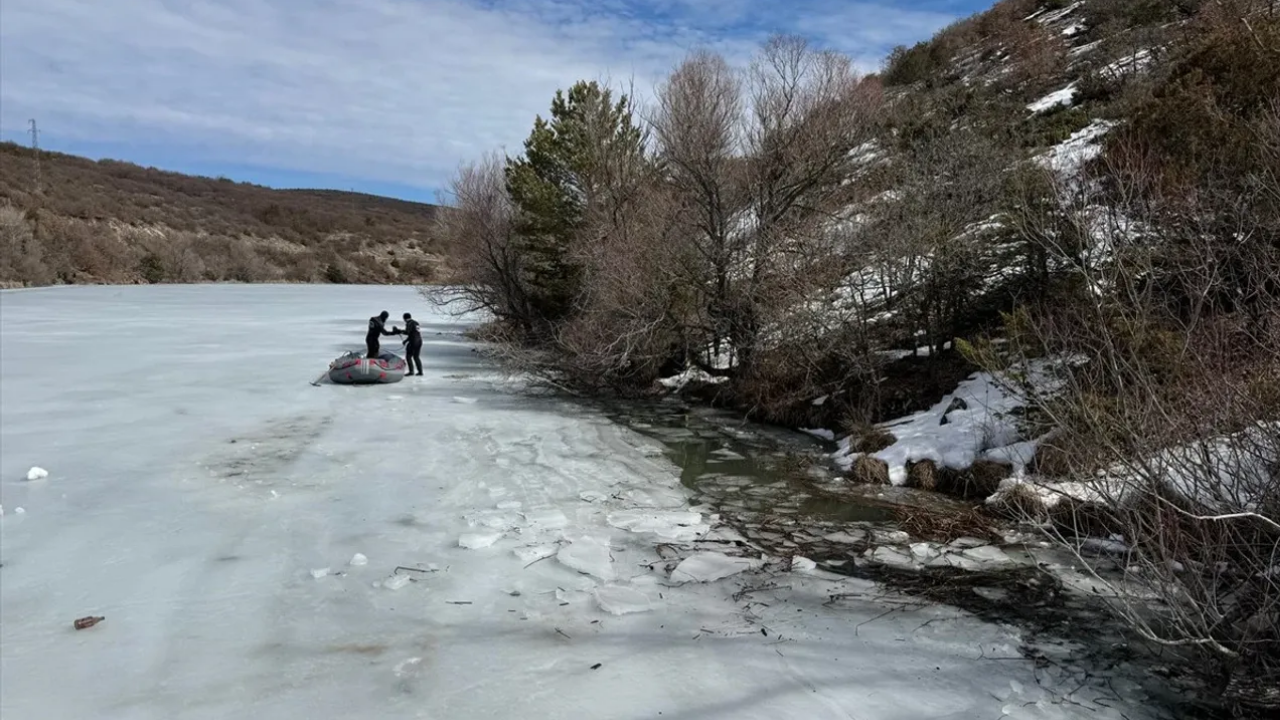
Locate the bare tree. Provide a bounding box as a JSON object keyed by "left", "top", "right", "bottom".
{"left": 423, "top": 153, "right": 533, "bottom": 329}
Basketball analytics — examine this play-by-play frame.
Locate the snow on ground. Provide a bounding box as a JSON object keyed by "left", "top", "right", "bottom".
{"left": 1028, "top": 83, "right": 1079, "bottom": 113}
{"left": 989, "top": 421, "right": 1280, "bottom": 514}
{"left": 1104, "top": 49, "right": 1153, "bottom": 78}
{"left": 657, "top": 367, "right": 729, "bottom": 391}
{"left": 1, "top": 285, "right": 1158, "bottom": 720}
{"left": 1037, "top": 120, "right": 1117, "bottom": 176}
{"left": 834, "top": 359, "right": 1073, "bottom": 485}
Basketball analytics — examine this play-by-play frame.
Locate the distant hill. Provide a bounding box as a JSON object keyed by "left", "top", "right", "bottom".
{"left": 0, "top": 141, "right": 453, "bottom": 286}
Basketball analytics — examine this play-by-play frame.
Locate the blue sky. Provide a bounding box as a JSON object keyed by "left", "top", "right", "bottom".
{"left": 1, "top": 0, "right": 990, "bottom": 203}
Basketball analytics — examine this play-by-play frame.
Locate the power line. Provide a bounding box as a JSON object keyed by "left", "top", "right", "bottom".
{"left": 28, "top": 119, "right": 42, "bottom": 196}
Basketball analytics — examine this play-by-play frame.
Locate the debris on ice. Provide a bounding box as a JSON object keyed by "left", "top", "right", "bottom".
{"left": 594, "top": 585, "right": 654, "bottom": 615}
{"left": 26, "top": 466, "right": 48, "bottom": 481}
{"left": 670, "top": 552, "right": 760, "bottom": 583}
{"left": 458, "top": 531, "right": 503, "bottom": 549}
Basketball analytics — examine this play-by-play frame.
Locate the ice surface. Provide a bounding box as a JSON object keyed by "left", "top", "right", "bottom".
{"left": 0, "top": 285, "right": 1158, "bottom": 720}
{"left": 458, "top": 531, "right": 503, "bottom": 549}
{"left": 513, "top": 544, "right": 558, "bottom": 564}
{"left": 556, "top": 536, "right": 615, "bottom": 581}
{"left": 670, "top": 552, "right": 760, "bottom": 583}
{"left": 521, "top": 508, "right": 568, "bottom": 529}
{"left": 606, "top": 509, "right": 707, "bottom": 541}
{"left": 594, "top": 585, "right": 654, "bottom": 615}
{"left": 382, "top": 573, "right": 411, "bottom": 590}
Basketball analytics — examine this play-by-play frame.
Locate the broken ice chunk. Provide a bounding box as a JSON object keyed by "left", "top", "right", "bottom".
{"left": 384, "top": 574, "right": 412, "bottom": 590}
{"left": 556, "top": 537, "right": 614, "bottom": 581}
{"left": 594, "top": 585, "right": 654, "bottom": 615}
{"left": 26, "top": 467, "right": 48, "bottom": 481}
{"left": 349, "top": 553, "right": 368, "bottom": 566}
{"left": 513, "top": 545, "right": 557, "bottom": 564}
{"left": 310, "top": 567, "right": 331, "bottom": 579}
{"left": 670, "top": 552, "right": 760, "bottom": 583}
{"left": 459, "top": 532, "right": 503, "bottom": 549}
{"left": 522, "top": 508, "right": 569, "bottom": 529}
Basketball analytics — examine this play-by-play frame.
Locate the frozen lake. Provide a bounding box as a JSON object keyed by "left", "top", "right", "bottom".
{"left": 0, "top": 284, "right": 1156, "bottom": 720}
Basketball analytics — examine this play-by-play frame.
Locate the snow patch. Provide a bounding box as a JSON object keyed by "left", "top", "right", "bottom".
{"left": 834, "top": 358, "right": 1073, "bottom": 484}
{"left": 800, "top": 428, "right": 836, "bottom": 442}
{"left": 1027, "top": 83, "right": 1078, "bottom": 113}
{"left": 1037, "top": 120, "right": 1117, "bottom": 176}
{"left": 657, "top": 368, "right": 727, "bottom": 391}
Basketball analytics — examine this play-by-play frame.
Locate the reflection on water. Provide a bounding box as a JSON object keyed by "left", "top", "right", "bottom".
{"left": 600, "top": 398, "right": 895, "bottom": 524}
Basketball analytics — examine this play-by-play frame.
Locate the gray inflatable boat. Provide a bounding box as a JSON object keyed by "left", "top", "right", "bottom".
{"left": 328, "top": 350, "right": 407, "bottom": 385}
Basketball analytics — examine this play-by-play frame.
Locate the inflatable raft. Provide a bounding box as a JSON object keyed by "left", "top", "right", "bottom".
{"left": 328, "top": 350, "right": 407, "bottom": 385}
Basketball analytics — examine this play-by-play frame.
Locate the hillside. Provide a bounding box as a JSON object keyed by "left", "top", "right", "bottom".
{"left": 436, "top": 0, "right": 1280, "bottom": 712}
{"left": 0, "top": 142, "right": 452, "bottom": 287}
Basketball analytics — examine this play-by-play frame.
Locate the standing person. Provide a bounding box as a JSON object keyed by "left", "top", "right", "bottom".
{"left": 401, "top": 312, "right": 423, "bottom": 376}
{"left": 366, "top": 310, "right": 400, "bottom": 358}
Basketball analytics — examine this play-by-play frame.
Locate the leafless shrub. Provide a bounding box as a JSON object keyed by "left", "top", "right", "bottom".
{"left": 991, "top": 123, "right": 1280, "bottom": 708}
{"left": 0, "top": 203, "right": 51, "bottom": 285}
{"left": 422, "top": 153, "right": 530, "bottom": 327}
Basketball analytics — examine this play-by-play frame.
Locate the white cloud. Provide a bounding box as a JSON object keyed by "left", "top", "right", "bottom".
{"left": 0, "top": 0, "right": 960, "bottom": 193}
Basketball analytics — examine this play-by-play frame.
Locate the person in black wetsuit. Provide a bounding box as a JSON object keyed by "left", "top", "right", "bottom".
{"left": 366, "top": 310, "right": 401, "bottom": 358}
{"left": 401, "top": 312, "right": 423, "bottom": 376}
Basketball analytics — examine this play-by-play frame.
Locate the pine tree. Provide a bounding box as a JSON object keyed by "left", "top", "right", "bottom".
{"left": 504, "top": 81, "right": 646, "bottom": 327}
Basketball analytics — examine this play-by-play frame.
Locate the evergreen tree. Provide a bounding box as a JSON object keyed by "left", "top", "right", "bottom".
{"left": 504, "top": 81, "right": 646, "bottom": 326}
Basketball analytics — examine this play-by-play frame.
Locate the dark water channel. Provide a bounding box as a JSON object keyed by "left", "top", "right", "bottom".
{"left": 596, "top": 396, "right": 896, "bottom": 524}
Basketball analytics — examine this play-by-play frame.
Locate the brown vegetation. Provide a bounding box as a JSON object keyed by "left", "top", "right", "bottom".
{"left": 0, "top": 142, "right": 450, "bottom": 286}
{"left": 435, "top": 2, "right": 1279, "bottom": 710}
